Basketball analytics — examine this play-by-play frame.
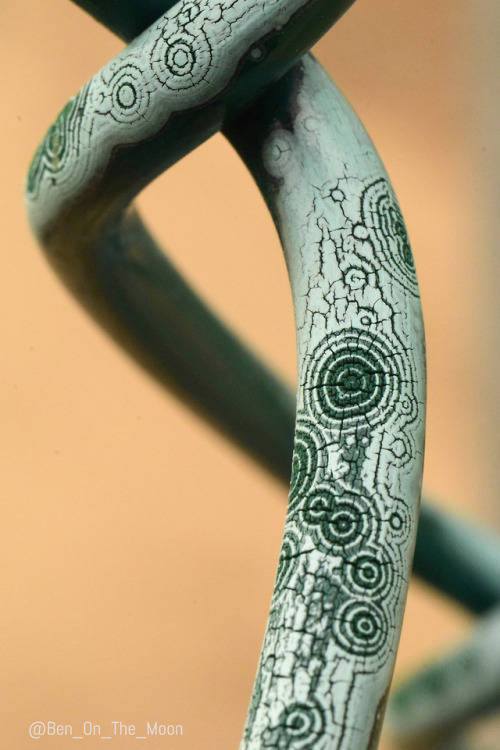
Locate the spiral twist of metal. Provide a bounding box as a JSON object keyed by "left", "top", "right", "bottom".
{"left": 27, "top": 2, "right": 500, "bottom": 747}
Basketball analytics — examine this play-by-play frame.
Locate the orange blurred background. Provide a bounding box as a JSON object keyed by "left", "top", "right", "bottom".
{"left": 1, "top": 1, "right": 498, "bottom": 748}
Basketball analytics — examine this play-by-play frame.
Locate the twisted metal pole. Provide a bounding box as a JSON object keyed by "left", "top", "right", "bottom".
{"left": 59, "top": 0, "right": 500, "bottom": 618}
{"left": 26, "top": 1, "right": 500, "bottom": 747}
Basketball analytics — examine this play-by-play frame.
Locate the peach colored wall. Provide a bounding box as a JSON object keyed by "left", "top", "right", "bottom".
{"left": 1, "top": 1, "right": 497, "bottom": 748}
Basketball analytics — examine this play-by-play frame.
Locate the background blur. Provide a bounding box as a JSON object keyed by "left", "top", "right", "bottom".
{"left": 1, "top": 1, "right": 499, "bottom": 748}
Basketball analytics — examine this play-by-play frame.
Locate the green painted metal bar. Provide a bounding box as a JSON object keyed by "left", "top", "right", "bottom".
{"left": 412, "top": 503, "right": 500, "bottom": 612}
{"left": 29, "top": 2, "right": 426, "bottom": 739}
{"left": 387, "top": 605, "right": 500, "bottom": 748}
{"left": 71, "top": 0, "right": 170, "bottom": 40}
{"left": 56, "top": 0, "right": 500, "bottom": 618}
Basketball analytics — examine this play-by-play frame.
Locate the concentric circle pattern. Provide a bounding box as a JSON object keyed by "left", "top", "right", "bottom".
{"left": 109, "top": 64, "right": 150, "bottom": 123}
{"left": 267, "top": 699, "right": 327, "bottom": 749}
{"left": 343, "top": 548, "right": 394, "bottom": 598}
{"left": 27, "top": 85, "right": 89, "bottom": 199}
{"left": 300, "top": 487, "right": 378, "bottom": 554}
{"left": 151, "top": 29, "right": 212, "bottom": 90}
{"left": 334, "top": 599, "right": 390, "bottom": 657}
{"left": 359, "top": 178, "right": 419, "bottom": 297}
{"left": 385, "top": 500, "right": 413, "bottom": 543}
{"left": 289, "top": 418, "right": 326, "bottom": 506}
{"left": 305, "top": 329, "right": 403, "bottom": 433}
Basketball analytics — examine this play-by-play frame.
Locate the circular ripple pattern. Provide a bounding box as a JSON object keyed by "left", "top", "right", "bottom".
{"left": 109, "top": 64, "right": 150, "bottom": 123}
{"left": 343, "top": 548, "right": 394, "bottom": 598}
{"left": 301, "top": 487, "right": 378, "bottom": 554}
{"left": 27, "top": 85, "right": 88, "bottom": 199}
{"left": 305, "top": 329, "right": 403, "bottom": 433}
{"left": 386, "top": 500, "right": 413, "bottom": 543}
{"left": 360, "top": 178, "right": 419, "bottom": 297}
{"left": 271, "top": 699, "right": 327, "bottom": 749}
{"left": 335, "top": 599, "right": 390, "bottom": 657}
{"left": 151, "top": 29, "right": 212, "bottom": 91}
{"left": 289, "top": 418, "right": 326, "bottom": 507}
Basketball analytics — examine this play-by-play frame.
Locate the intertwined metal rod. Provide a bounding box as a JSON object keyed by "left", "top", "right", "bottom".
{"left": 26, "top": 1, "right": 500, "bottom": 747}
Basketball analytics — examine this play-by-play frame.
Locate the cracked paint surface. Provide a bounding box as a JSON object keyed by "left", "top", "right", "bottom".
{"left": 26, "top": 0, "right": 425, "bottom": 744}
{"left": 240, "top": 56, "right": 425, "bottom": 749}
{"left": 26, "top": 0, "right": 352, "bottom": 234}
